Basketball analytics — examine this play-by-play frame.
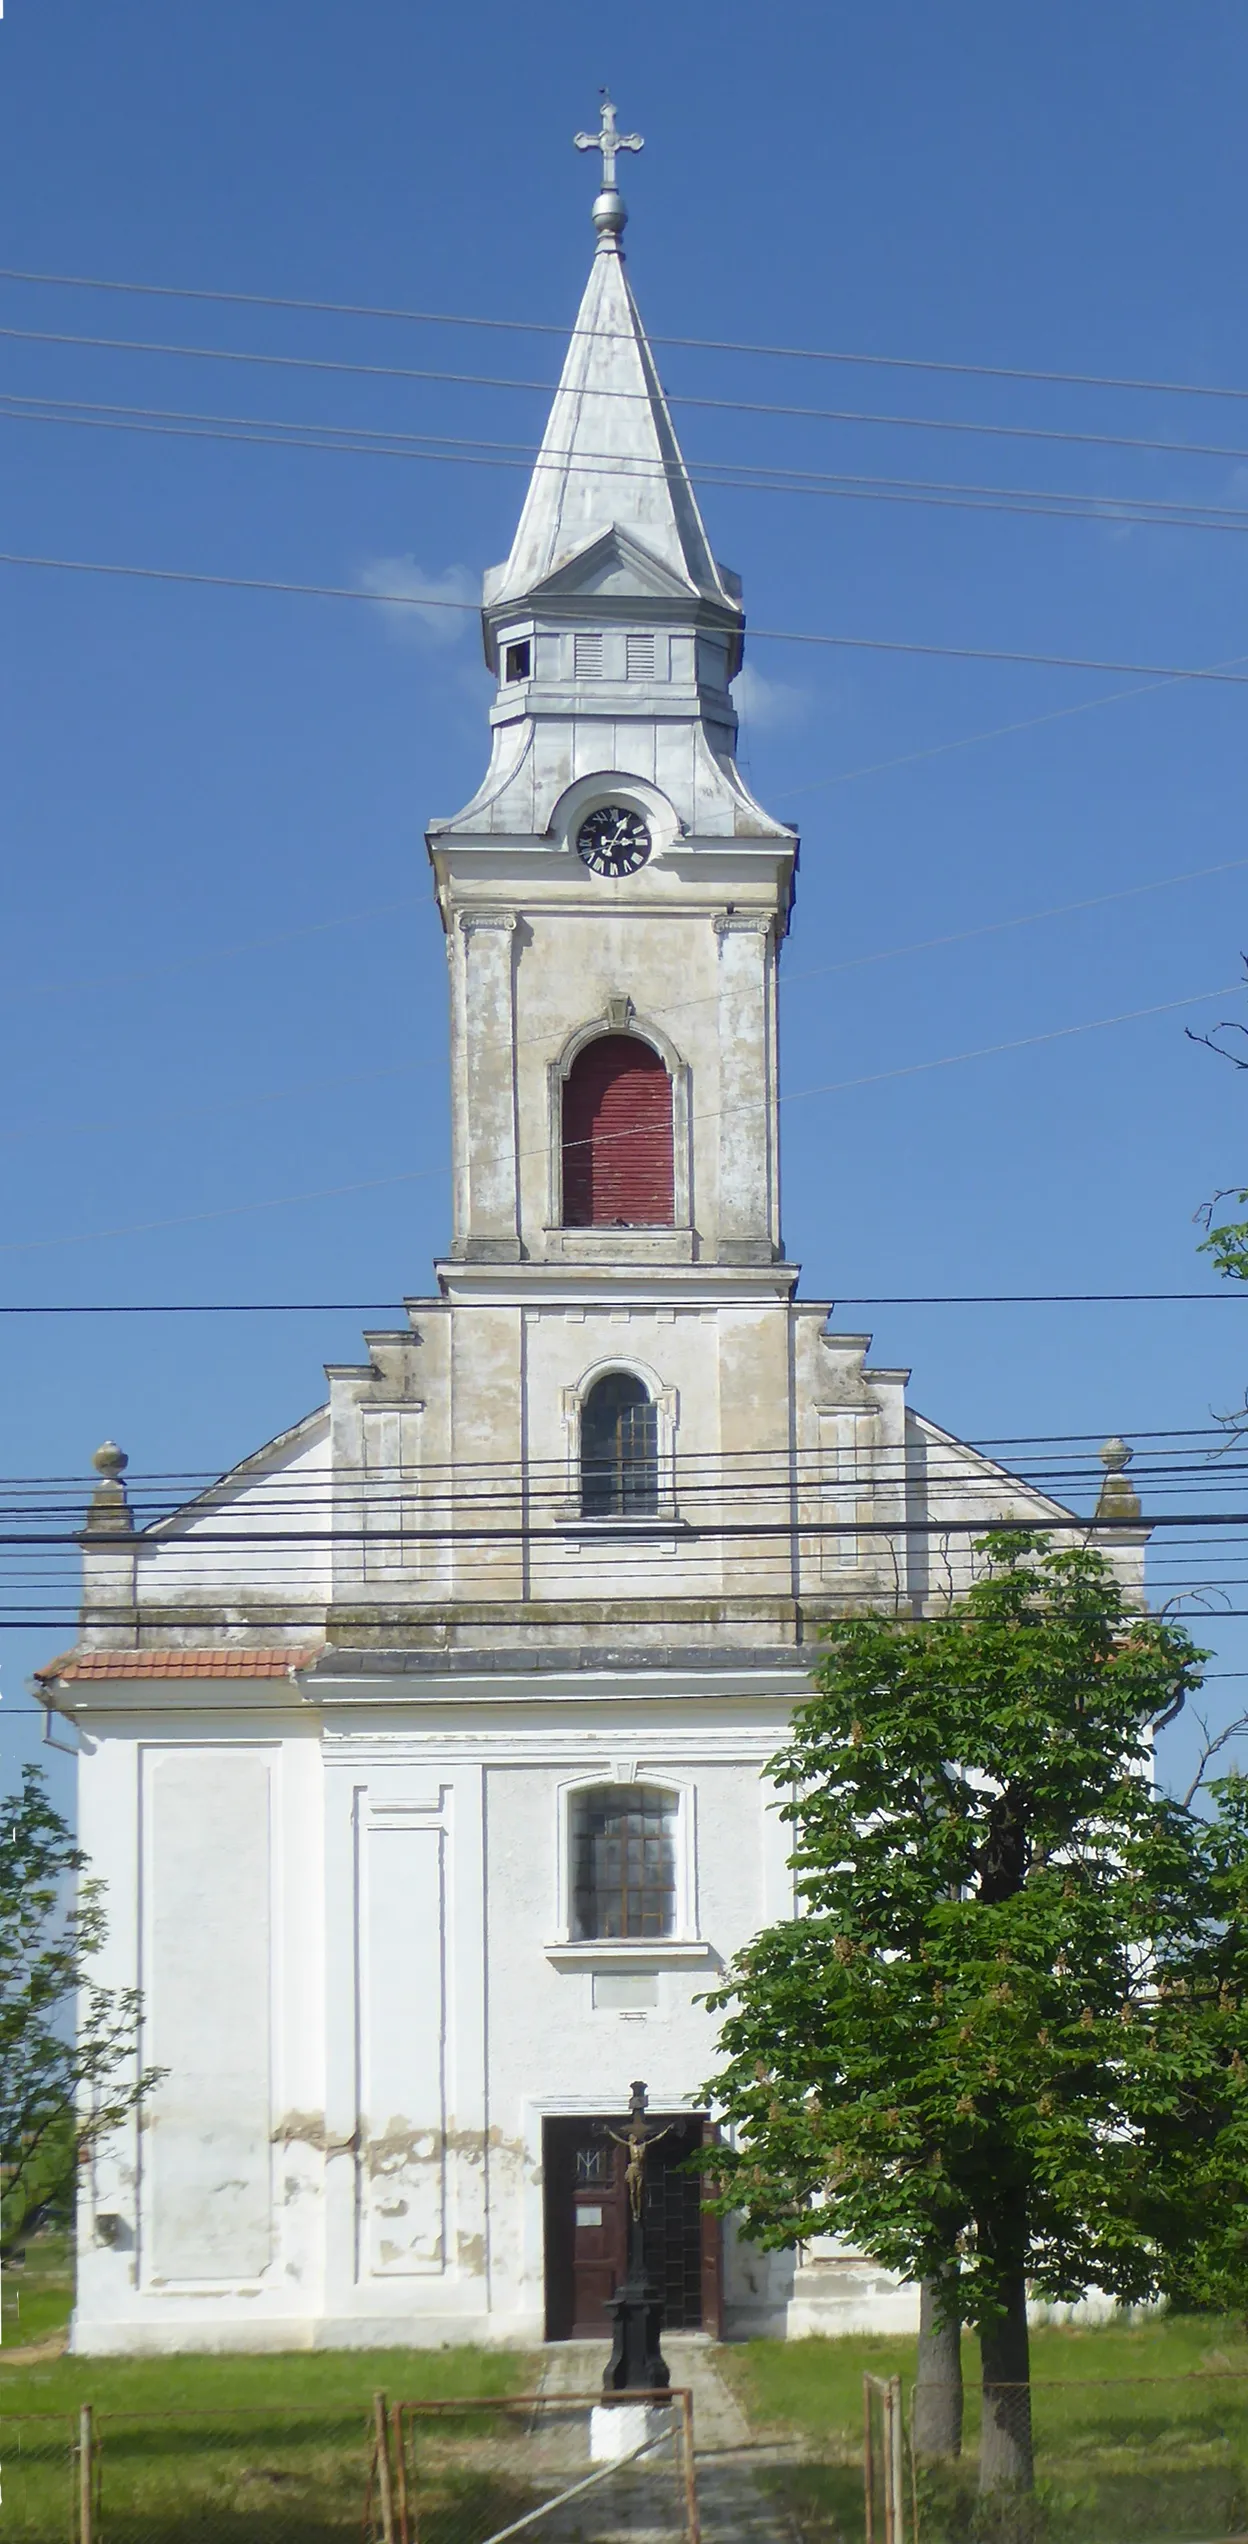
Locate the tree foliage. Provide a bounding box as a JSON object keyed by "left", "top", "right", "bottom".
{"left": 1, "top": 1765, "right": 157, "bottom": 2257}
{"left": 703, "top": 1536, "right": 1241, "bottom": 2489}
{"left": 1197, "top": 1188, "right": 1248, "bottom": 1285}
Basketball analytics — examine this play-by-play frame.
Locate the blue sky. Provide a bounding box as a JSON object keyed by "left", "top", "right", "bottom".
{"left": 4, "top": 0, "right": 1248, "bottom": 1814}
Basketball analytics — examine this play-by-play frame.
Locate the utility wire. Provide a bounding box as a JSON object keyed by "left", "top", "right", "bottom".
{"left": 9, "top": 846, "right": 1248, "bottom": 1154}
{"left": 0, "top": 975, "right": 1236, "bottom": 1258}
{"left": 21, "top": 377, "right": 1248, "bottom": 485}
{"left": 22, "top": 321, "right": 1248, "bottom": 471}
{"left": 0, "top": 1293, "right": 1239, "bottom": 1317}
{"left": 7, "top": 266, "right": 1248, "bottom": 407}
{"left": 13, "top": 391, "right": 1248, "bottom": 540}
{"left": 8, "top": 548, "right": 1248, "bottom": 689}
{"left": 3, "top": 825, "right": 1244, "bottom": 1076}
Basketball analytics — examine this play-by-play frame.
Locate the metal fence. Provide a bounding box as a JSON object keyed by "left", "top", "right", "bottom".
{"left": 369, "top": 2389, "right": 700, "bottom": 2544}
{"left": 0, "top": 2390, "right": 701, "bottom": 2544}
{"left": 696, "top": 2368, "right": 1248, "bottom": 2544}
{"left": 0, "top": 2402, "right": 376, "bottom": 2544}
{"left": 920, "top": 2370, "right": 1248, "bottom": 2544}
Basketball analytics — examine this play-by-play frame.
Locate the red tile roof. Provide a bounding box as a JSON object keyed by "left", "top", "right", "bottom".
{"left": 36, "top": 1647, "right": 317, "bottom": 1684}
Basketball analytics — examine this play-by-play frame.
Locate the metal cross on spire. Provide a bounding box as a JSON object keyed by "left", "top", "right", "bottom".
{"left": 574, "top": 90, "right": 644, "bottom": 193}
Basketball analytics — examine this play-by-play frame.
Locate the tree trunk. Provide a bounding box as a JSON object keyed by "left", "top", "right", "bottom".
{"left": 912, "top": 2273, "right": 963, "bottom": 2458}
{"left": 979, "top": 2270, "right": 1034, "bottom": 2494}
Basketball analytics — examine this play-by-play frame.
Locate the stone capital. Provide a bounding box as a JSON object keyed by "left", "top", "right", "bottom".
{"left": 459, "top": 910, "right": 518, "bottom": 938}
{"left": 713, "top": 912, "right": 772, "bottom": 940}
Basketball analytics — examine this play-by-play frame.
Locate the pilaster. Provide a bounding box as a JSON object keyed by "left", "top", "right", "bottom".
{"left": 458, "top": 912, "right": 521, "bottom": 1261}
{"left": 713, "top": 913, "right": 778, "bottom": 1264}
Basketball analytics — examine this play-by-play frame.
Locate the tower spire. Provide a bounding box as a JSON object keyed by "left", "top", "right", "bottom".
{"left": 574, "top": 91, "right": 644, "bottom": 247}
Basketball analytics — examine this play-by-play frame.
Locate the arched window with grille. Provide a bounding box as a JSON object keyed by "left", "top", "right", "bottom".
{"left": 581, "top": 1370, "right": 659, "bottom": 1518}
{"left": 571, "top": 1784, "right": 678, "bottom": 1939}
{"left": 561, "top": 1033, "right": 674, "bottom": 1228}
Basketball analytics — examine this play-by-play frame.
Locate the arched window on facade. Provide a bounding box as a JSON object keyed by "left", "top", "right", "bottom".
{"left": 581, "top": 1370, "right": 659, "bottom": 1518}
{"left": 571, "top": 1784, "right": 678, "bottom": 1939}
{"left": 562, "top": 1033, "right": 674, "bottom": 1228}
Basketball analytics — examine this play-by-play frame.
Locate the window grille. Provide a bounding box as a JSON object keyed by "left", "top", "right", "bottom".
{"left": 581, "top": 1371, "right": 660, "bottom": 1518}
{"left": 626, "top": 632, "right": 657, "bottom": 680}
{"left": 572, "top": 1784, "right": 678, "bottom": 1939}
{"left": 574, "top": 631, "right": 604, "bottom": 677}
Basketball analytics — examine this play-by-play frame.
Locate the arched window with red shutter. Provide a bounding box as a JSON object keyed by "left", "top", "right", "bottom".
{"left": 561, "top": 1033, "right": 674, "bottom": 1228}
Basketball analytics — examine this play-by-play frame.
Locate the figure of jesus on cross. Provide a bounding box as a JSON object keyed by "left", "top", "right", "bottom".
{"left": 602, "top": 2078, "right": 674, "bottom": 2223}
{"left": 597, "top": 2080, "right": 672, "bottom": 2394}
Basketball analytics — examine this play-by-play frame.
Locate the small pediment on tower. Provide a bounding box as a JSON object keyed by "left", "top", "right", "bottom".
{"left": 489, "top": 523, "right": 732, "bottom": 612}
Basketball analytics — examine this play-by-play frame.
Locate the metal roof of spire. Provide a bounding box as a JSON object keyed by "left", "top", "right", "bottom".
{"left": 483, "top": 99, "right": 742, "bottom": 617}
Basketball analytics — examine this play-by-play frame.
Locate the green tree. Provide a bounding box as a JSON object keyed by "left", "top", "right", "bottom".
{"left": 1197, "top": 1188, "right": 1248, "bottom": 1285}
{"left": 703, "top": 1536, "right": 1220, "bottom": 2498}
{"left": 1, "top": 1765, "right": 158, "bottom": 2258}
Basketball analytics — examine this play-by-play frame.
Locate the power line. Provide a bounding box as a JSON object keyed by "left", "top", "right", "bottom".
{"left": 0, "top": 976, "right": 1237, "bottom": 1257}
{"left": 10, "top": 848, "right": 1248, "bottom": 1155}
{"left": 0, "top": 1512, "right": 1237, "bottom": 1548}
{"left": 15, "top": 390, "right": 1248, "bottom": 541}
{"left": 6, "top": 263, "right": 1248, "bottom": 407}
{"left": 8, "top": 547, "right": 1248, "bottom": 689}
{"left": 0, "top": 1293, "right": 1239, "bottom": 1317}
{"left": 0, "top": 1425, "right": 1227, "bottom": 1481}
{"left": 21, "top": 378, "right": 1248, "bottom": 489}
{"left": 22, "top": 321, "right": 1248, "bottom": 473}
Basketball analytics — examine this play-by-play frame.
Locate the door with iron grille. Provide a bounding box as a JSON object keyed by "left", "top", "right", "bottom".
{"left": 542, "top": 2114, "right": 721, "bottom": 2340}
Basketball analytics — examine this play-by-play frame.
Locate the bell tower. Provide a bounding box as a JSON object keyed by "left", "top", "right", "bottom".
{"left": 427, "top": 99, "right": 798, "bottom": 1281}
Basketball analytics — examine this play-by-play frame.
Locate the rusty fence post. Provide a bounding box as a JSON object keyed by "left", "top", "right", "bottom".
{"left": 889, "top": 2374, "right": 905, "bottom": 2544}
{"left": 863, "top": 2375, "right": 876, "bottom": 2544}
{"left": 677, "top": 2389, "right": 701, "bottom": 2544}
{"left": 882, "top": 2377, "right": 896, "bottom": 2544}
{"left": 372, "top": 2392, "right": 396, "bottom": 2544}
{"left": 77, "top": 2406, "right": 94, "bottom": 2544}
{"left": 389, "top": 2402, "right": 411, "bottom": 2544}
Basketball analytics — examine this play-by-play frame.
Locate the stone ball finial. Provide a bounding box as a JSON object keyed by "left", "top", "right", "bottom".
{"left": 592, "top": 187, "right": 627, "bottom": 239}
{"left": 91, "top": 1441, "right": 129, "bottom": 1479}
{"left": 1099, "top": 1437, "right": 1132, "bottom": 1473}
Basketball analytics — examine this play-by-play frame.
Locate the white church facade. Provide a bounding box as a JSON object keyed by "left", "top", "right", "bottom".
{"left": 40, "top": 112, "right": 1145, "bottom": 2355}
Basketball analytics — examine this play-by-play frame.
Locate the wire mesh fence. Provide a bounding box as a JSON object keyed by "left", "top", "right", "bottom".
{"left": 725, "top": 2368, "right": 1248, "bottom": 2544}
{"left": 0, "top": 2401, "right": 376, "bottom": 2544}
{"left": 7, "top": 2367, "right": 1248, "bottom": 2544}
{"left": 371, "top": 2390, "right": 700, "bottom": 2544}
{"left": 0, "top": 2390, "right": 699, "bottom": 2544}
{"left": 910, "top": 2371, "right": 1248, "bottom": 2544}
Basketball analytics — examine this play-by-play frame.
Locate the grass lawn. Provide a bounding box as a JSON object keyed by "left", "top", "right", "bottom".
{"left": 720, "top": 2314, "right": 1248, "bottom": 2543}
{"left": 1, "top": 2241, "right": 539, "bottom": 2544}
{"left": 1, "top": 2234, "right": 75, "bottom": 2355}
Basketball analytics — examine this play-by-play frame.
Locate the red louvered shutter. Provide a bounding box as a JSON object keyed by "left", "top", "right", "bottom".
{"left": 562, "top": 1035, "right": 674, "bottom": 1227}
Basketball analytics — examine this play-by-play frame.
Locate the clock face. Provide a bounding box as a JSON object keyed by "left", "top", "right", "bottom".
{"left": 576, "top": 804, "right": 652, "bottom": 878}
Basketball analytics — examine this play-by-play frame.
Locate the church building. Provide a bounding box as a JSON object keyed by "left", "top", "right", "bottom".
{"left": 39, "top": 108, "right": 1145, "bottom": 2354}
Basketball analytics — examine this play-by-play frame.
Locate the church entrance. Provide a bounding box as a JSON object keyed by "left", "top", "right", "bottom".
{"left": 542, "top": 2114, "right": 721, "bottom": 2341}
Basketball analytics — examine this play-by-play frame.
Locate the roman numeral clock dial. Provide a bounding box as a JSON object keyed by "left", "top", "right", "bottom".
{"left": 576, "top": 804, "right": 652, "bottom": 878}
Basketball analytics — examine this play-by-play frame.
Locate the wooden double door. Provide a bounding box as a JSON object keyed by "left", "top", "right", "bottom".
{"left": 542, "top": 2113, "right": 721, "bottom": 2341}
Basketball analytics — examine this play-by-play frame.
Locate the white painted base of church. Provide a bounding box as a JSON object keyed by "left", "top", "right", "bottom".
{"left": 64, "top": 1672, "right": 931, "bottom": 2357}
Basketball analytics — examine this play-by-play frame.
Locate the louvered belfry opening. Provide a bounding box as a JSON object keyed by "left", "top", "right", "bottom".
{"left": 561, "top": 1032, "right": 674, "bottom": 1228}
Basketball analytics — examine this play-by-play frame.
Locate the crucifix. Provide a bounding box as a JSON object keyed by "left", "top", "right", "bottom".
{"left": 598, "top": 2079, "right": 671, "bottom": 2394}
{"left": 574, "top": 92, "right": 644, "bottom": 194}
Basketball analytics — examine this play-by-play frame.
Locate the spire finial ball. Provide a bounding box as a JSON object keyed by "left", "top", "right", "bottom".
{"left": 92, "top": 1440, "right": 129, "bottom": 1479}
{"left": 592, "top": 187, "right": 627, "bottom": 240}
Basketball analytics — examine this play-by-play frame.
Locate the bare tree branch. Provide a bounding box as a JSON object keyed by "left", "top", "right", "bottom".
{"left": 1181, "top": 1707, "right": 1248, "bottom": 1809}
{"left": 1186, "top": 1022, "right": 1248, "bottom": 1070}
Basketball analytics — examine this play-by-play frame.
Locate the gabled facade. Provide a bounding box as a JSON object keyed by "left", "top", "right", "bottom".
{"left": 40, "top": 128, "right": 1146, "bottom": 2354}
